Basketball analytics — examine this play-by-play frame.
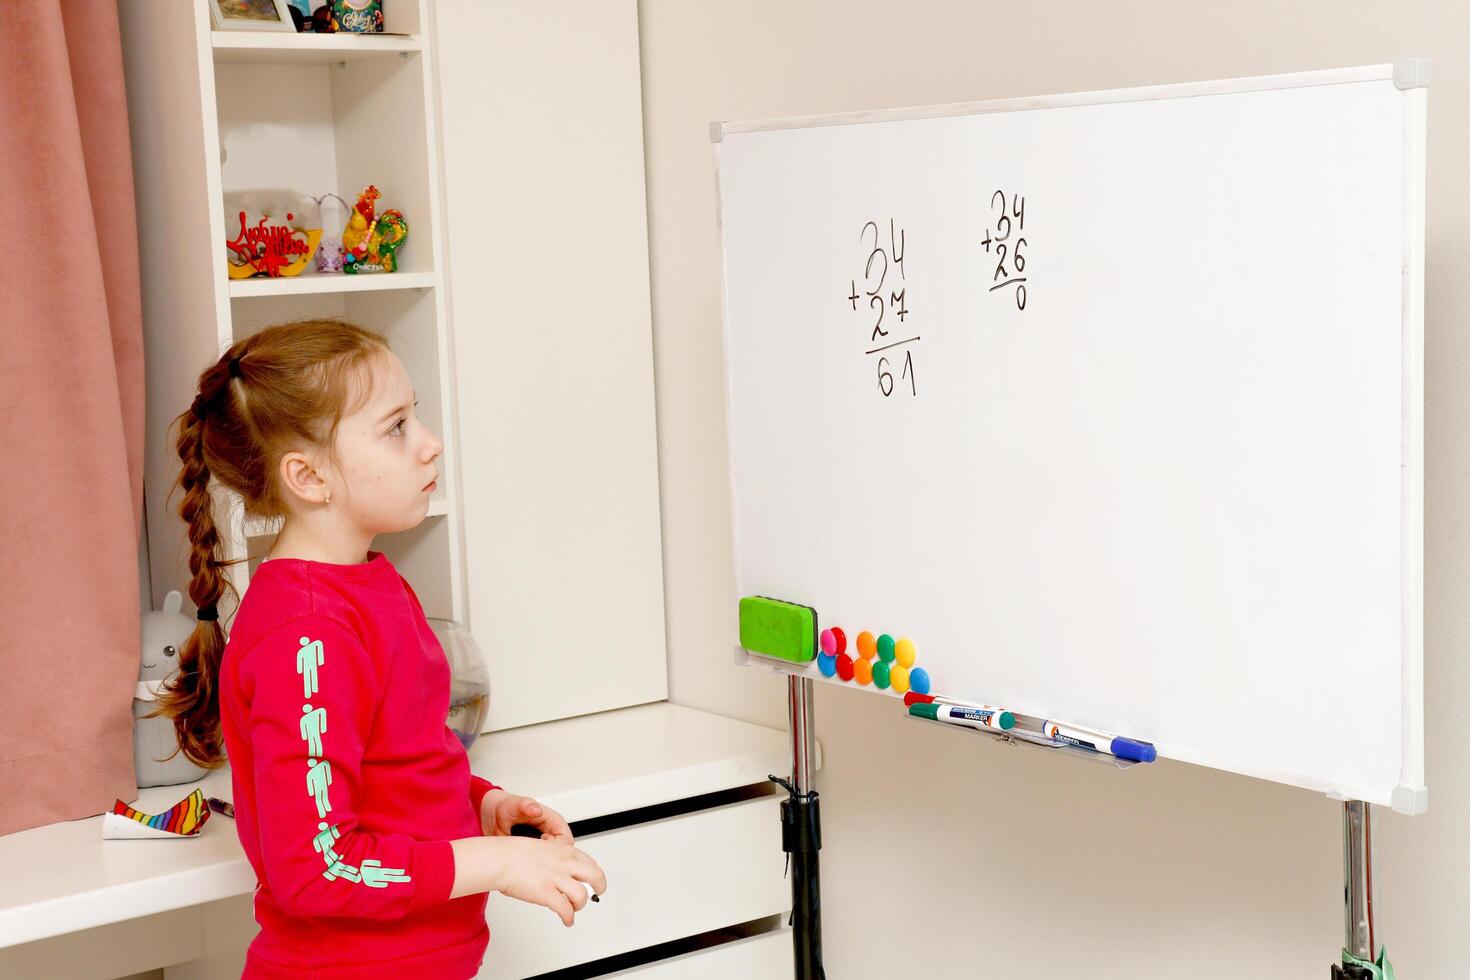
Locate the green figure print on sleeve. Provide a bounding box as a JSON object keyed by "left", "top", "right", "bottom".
{"left": 322, "top": 858, "right": 362, "bottom": 883}
{"left": 306, "top": 757, "right": 333, "bottom": 818}
{"left": 297, "top": 635, "right": 324, "bottom": 699}
{"left": 300, "top": 703, "right": 328, "bottom": 757}
{"left": 360, "top": 859, "right": 412, "bottom": 888}
{"left": 312, "top": 821, "right": 344, "bottom": 866}
{"left": 288, "top": 627, "right": 413, "bottom": 893}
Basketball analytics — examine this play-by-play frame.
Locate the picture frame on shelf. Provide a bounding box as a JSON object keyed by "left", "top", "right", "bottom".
{"left": 207, "top": 0, "right": 296, "bottom": 32}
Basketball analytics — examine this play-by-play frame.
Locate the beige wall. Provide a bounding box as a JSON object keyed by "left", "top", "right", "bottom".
{"left": 638, "top": 2, "right": 1467, "bottom": 976}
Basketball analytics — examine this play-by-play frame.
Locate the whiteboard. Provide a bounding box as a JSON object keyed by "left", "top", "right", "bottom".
{"left": 713, "top": 64, "right": 1427, "bottom": 811}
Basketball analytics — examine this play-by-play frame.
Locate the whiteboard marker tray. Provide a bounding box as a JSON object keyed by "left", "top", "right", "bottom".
{"left": 903, "top": 713, "right": 1141, "bottom": 771}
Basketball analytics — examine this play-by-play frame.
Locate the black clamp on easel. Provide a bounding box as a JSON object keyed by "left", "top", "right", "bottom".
{"left": 774, "top": 674, "right": 825, "bottom": 980}
{"left": 770, "top": 774, "right": 823, "bottom": 980}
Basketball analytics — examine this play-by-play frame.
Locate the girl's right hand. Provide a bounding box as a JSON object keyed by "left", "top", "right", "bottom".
{"left": 460, "top": 835, "right": 607, "bottom": 926}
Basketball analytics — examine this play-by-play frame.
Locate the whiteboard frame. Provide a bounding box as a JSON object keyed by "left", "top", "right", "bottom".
{"left": 711, "top": 63, "right": 1427, "bottom": 814}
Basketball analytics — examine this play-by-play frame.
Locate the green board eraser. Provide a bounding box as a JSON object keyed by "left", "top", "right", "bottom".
{"left": 739, "top": 596, "right": 818, "bottom": 663}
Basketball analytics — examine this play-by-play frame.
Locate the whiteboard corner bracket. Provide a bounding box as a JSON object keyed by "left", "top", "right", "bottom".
{"left": 1393, "top": 58, "right": 1430, "bottom": 90}
{"left": 709, "top": 120, "right": 726, "bottom": 143}
{"left": 1390, "top": 784, "right": 1429, "bottom": 815}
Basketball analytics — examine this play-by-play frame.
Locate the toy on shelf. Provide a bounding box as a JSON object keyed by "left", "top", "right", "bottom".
{"left": 314, "top": 193, "right": 351, "bottom": 273}
{"left": 223, "top": 191, "right": 322, "bottom": 279}
{"left": 134, "top": 589, "right": 209, "bottom": 787}
{"left": 342, "top": 184, "right": 409, "bottom": 274}
{"left": 332, "top": 0, "right": 384, "bottom": 33}
{"left": 103, "top": 788, "right": 211, "bottom": 840}
{"left": 341, "top": 184, "right": 378, "bottom": 255}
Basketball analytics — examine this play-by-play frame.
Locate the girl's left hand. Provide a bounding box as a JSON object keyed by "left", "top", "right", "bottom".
{"left": 480, "top": 789, "right": 574, "bottom": 843}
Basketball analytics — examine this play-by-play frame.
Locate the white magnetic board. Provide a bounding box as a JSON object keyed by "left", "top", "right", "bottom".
{"left": 714, "top": 64, "right": 1427, "bottom": 811}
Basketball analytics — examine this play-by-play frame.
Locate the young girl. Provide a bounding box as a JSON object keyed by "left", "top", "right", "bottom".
{"left": 152, "top": 319, "right": 606, "bottom": 979}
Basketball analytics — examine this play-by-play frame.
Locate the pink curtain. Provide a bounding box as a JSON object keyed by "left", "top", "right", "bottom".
{"left": 0, "top": 0, "right": 145, "bottom": 836}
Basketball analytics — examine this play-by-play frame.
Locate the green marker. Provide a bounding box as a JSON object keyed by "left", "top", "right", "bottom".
{"left": 909, "top": 701, "right": 1015, "bottom": 731}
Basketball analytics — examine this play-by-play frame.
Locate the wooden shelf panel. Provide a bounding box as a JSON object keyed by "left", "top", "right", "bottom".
{"left": 244, "top": 495, "right": 448, "bottom": 539}
{"left": 228, "top": 271, "right": 436, "bottom": 298}
{"left": 212, "top": 32, "right": 422, "bottom": 65}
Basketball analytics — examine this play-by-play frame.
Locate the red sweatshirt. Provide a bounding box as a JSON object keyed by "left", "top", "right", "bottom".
{"left": 219, "top": 551, "right": 499, "bottom": 979}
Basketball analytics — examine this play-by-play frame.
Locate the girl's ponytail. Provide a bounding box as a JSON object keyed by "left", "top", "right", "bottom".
{"left": 146, "top": 357, "right": 242, "bottom": 768}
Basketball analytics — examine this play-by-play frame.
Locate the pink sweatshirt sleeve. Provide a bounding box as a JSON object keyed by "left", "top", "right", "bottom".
{"left": 397, "top": 571, "right": 501, "bottom": 817}
{"left": 241, "top": 614, "right": 458, "bottom": 919}
{"left": 468, "top": 775, "right": 501, "bottom": 816}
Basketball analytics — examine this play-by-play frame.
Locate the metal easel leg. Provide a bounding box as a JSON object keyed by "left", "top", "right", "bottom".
{"left": 770, "top": 674, "right": 824, "bottom": 980}
{"left": 1331, "top": 800, "right": 1376, "bottom": 980}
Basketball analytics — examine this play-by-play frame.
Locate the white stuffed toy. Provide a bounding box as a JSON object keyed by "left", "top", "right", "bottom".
{"left": 134, "top": 590, "right": 210, "bottom": 787}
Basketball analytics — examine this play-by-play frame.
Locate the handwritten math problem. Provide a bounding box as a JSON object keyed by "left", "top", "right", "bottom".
{"left": 981, "top": 190, "right": 1028, "bottom": 310}
{"left": 847, "top": 219, "right": 918, "bottom": 398}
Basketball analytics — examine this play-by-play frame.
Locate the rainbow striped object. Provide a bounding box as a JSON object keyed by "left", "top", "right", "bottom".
{"left": 102, "top": 788, "right": 211, "bottom": 839}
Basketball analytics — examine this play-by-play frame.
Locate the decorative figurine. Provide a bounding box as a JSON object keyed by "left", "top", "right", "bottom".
{"left": 224, "top": 194, "right": 322, "bottom": 279}
{"left": 314, "top": 193, "right": 351, "bottom": 273}
{"left": 342, "top": 184, "right": 408, "bottom": 274}
{"left": 332, "top": 0, "right": 383, "bottom": 33}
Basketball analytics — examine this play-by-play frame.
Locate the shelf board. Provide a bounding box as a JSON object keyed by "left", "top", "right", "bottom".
{"left": 244, "top": 496, "right": 448, "bottom": 539}
{"left": 228, "top": 271, "right": 436, "bottom": 299}
{"left": 212, "top": 31, "right": 423, "bottom": 65}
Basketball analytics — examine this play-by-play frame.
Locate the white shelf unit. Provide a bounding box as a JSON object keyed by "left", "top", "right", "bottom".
{"left": 227, "top": 270, "right": 436, "bottom": 297}
{"left": 211, "top": 31, "right": 424, "bottom": 65}
{"left": 130, "top": 0, "right": 466, "bottom": 625}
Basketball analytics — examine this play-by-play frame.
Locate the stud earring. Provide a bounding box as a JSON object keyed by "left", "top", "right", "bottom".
{"left": 323, "top": 491, "right": 332, "bottom": 505}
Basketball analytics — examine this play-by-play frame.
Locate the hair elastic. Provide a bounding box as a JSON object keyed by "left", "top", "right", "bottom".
{"left": 196, "top": 605, "right": 219, "bottom": 622}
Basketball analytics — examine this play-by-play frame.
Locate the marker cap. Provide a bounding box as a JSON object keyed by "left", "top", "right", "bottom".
{"left": 909, "top": 702, "right": 941, "bottom": 721}
{"left": 1109, "top": 738, "right": 1157, "bottom": 763}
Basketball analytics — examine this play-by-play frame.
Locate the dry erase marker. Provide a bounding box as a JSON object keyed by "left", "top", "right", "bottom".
{"left": 1040, "top": 720, "right": 1157, "bottom": 763}
{"left": 904, "top": 691, "right": 996, "bottom": 711}
{"left": 910, "top": 701, "right": 1015, "bottom": 731}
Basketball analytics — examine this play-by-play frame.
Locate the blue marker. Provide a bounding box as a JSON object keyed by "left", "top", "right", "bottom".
{"left": 1040, "top": 720, "right": 1157, "bottom": 763}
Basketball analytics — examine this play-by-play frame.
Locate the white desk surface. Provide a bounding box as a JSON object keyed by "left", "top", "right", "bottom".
{"left": 0, "top": 702, "right": 810, "bottom": 949}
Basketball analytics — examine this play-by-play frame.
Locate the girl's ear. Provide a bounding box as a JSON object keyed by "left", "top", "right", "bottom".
{"left": 278, "top": 450, "right": 332, "bottom": 506}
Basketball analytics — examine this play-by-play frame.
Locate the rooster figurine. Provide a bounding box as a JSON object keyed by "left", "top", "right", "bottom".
{"left": 365, "top": 210, "right": 409, "bottom": 272}
{"left": 342, "top": 184, "right": 409, "bottom": 274}
{"left": 342, "top": 185, "right": 380, "bottom": 260}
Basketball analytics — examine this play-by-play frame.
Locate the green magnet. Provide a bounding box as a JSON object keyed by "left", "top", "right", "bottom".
{"left": 877, "top": 633, "right": 896, "bottom": 662}
{"left": 872, "top": 660, "right": 892, "bottom": 689}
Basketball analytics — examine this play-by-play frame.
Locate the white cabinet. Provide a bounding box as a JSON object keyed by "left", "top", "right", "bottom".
{"left": 0, "top": 705, "right": 807, "bottom": 980}
{"left": 481, "top": 796, "right": 786, "bottom": 978}
{"left": 126, "top": 0, "right": 468, "bottom": 626}
{"left": 608, "top": 930, "right": 796, "bottom": 979}
{"left": 434, "top": 0, "right": 668, "bottom": 732}
{"left": 125, "top": 0, "right": 669, "bottom": 733}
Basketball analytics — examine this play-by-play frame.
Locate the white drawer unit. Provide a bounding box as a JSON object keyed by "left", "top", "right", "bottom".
{"left": 606, "top": 928, "right": 795, "bottom": 978}
{"left": 0, "top": 705, "right": 812, "bottom": 980}
{"left": 479, "top": 794, "right": 787, "bottom": 979}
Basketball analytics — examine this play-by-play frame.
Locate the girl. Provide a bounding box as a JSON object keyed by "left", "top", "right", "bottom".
{"left": 152, "top": 319, "right": 606, "bottom": 979}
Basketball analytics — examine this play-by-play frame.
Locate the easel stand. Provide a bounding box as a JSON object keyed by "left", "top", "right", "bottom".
{"left": 771, "top": 675, "right": 825, "bottom": 980}
{"left": 751, "top": 649, "right": 1388, "bottom": 978}
{"left": 1331, "top": 801, "right": 1377, "bottom": 979}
